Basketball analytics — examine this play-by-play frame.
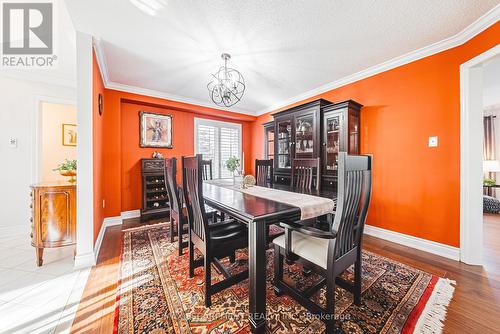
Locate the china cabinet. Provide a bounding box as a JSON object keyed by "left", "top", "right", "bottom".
{"left": 321, "top": 100, "right": 361, "bottom": 188}
{"left": 272, "top": 99, "right": 331, "bottom": 184}
{"left": 263, "top": 121, "right": 274, "bottom": 160}
{"left": 264, "top": 99, "right": 362, "bottom": 189}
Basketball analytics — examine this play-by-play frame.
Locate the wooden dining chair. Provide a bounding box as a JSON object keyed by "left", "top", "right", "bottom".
{"left": 164, "top": 157, "right": 220, "bottom": 256}
{"left": 291, "top": 158, "right": 320, "bottom": 190}
{"left": 255, "top": 159, "right": 273, "bottom": 186}
{"left": 201, "top": 159, "right": 213, "bottom": 180}
{"left": 182, "top": 154, "right": 249, "bottom": 307}
{"left": 164, "top": 157, "right": 188, "bottom": 255}
{"left": 273, "top": 152, "right": 372, "bottom": 333}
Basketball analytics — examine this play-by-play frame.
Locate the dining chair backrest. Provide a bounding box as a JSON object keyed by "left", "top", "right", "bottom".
{"left": 255, "top": 159, "right": 273, "bottom": 186}
{"left": 164, "top": 157, "right": 181, "bottom": 214}
{"left": 291, "top": 158, "right": 320, "bottom": 190}
{"left": 332, "top": 152, "right": 372, "bottom": 259}
{"left": 182, "top": 155, "right": 209, "bottom": 242}
{"left": 201, "top": 159, "right": 213, "bottom": 180}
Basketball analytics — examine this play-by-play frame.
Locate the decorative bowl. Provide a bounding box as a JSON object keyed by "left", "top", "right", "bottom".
{"left": 60, "top": 170, "right": 77, "bottom": 183}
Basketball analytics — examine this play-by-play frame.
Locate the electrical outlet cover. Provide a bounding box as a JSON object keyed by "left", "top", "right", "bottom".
{"left": 428, "top": 136, "right": 438, "bottom": 147}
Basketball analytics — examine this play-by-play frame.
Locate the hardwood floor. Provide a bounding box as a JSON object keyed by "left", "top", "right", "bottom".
{"left": 69, "top": 217, "right": 161, "bottom": 334}
{"left": 70, "top": 215, "right": 500, "bottom": 333}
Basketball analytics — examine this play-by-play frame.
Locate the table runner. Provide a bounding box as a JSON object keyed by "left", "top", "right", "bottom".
{"left": 205, "top": 179, "right": 335, "bottom": 220}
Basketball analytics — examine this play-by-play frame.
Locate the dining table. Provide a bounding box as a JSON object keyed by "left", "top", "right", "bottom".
{"left": 202, "top": 179, "right": 336, "bottom": 333}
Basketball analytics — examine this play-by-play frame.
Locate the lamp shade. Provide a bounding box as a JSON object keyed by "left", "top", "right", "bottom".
{"left": 483, "top": 160, "right": 500, "bottom": 172}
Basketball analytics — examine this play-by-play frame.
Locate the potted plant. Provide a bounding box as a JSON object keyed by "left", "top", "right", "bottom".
{"left": 54, "top": 159, "right": 77, "bottom": 183}
{"left": 484, "top": 177, "right": 496, "bottom": 186}
{"left": 225, "top": 156, "right": 241, "bottom": 184}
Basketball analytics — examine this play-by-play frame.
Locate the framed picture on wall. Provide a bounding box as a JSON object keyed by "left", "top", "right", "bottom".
{"left": 139, "top": 111, "right": 172, "bottom": 148}
{"left": 62, "top": 124, "right": 77, "bottom": 146}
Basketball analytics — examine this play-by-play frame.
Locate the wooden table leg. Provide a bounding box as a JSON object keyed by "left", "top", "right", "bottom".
{"left": 248, "top": 220, "right": 267, "bottom": 333}
{"left": 36, "top": 247, "right": 43, "bottom": 267}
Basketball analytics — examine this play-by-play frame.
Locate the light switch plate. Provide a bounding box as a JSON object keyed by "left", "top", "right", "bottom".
{"left": 9, "top": 138, "right": 17, "bottom": 148}
{"left": 428, "top": 136, "right": 438, "bottom": 147}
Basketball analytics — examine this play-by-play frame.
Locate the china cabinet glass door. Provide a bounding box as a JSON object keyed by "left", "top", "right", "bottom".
{"left": 324, "top": 113, "right": 341, "bottom": 173}
{"left": 276, "top": 119, "right": 292, "bottom": 169}
{"left": 348, "top": 112, "right": 359, "bottom": 154}
{"left": 295, "top": 114, "right": 315, "bottom": 159}
{"left": 265, "top": 127, "right": 275, "bottom": 160}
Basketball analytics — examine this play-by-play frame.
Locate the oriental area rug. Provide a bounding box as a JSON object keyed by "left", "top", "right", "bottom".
{"left": 114, "top": 223, "right": 455, "bottom": 334}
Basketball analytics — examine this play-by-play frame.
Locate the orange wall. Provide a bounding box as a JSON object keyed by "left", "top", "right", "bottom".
{"left": 95, "top": 89, "right": 256, "bottom": 221}
{"left": 250, "top": 22, "right": 500, "bottom": 248}
{"left": 92, "top": 51, "right": 105, "bottom": 244}
{"left": 119, "top": 100, "right": 254, "bottom": 211}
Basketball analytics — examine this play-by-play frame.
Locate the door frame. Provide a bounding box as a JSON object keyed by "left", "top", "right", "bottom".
{"left": 460, "top": 44, "right": 500, "bottom": 265}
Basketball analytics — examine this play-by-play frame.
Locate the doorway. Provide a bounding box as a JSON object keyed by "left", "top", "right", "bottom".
{"left": 32, "top": 99, "right": 77, "bottom": 265}
{"left": 460, "top": 44, "right": 500, "bottom": 265}
{"left": 33, "top": 98, "right": 77, "bottom": 183}
{"left": 38, "top": 101, "right": 77, "bottom": 182}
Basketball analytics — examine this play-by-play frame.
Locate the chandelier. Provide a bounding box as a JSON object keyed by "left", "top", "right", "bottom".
{"left": 207, "top": 53, "right": 245, "bottom": 107}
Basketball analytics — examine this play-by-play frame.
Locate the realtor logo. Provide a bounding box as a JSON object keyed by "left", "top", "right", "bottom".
{"left": 2, "top": 2, "right": 56, "bottom": 67}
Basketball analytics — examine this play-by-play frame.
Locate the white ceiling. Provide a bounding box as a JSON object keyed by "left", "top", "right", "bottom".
{"left": 65, "top": 0, "right": 499, "bottom": 115}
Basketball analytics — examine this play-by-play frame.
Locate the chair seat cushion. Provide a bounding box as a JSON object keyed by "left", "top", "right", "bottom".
{"left": 273, "top": 232, "right": 333, "bottom": 269}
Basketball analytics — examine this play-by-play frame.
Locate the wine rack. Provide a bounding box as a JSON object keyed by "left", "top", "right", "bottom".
{"left": 141, "top": 159, "right": 170, "bottom": 221}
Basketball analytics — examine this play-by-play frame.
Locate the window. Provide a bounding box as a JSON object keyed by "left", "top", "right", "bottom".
{"left": 194, "top": 118, "right": 242, "bottom": 179}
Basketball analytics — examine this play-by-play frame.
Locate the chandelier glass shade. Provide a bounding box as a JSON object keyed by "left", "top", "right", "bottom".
{"left": 207, "top": 53, "right": 245, "bottom": 107}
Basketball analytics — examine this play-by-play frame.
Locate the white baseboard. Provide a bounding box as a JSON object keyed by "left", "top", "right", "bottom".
{"left": 93, "top": 210, "right": 141, "bottom": 261}
{"left": 74, "top": 251, "right": 96, "bottom": 269}
{"left": 364, "top": 225, "right": 460, "bottom": 261}
{"left": 93, "top": 215, "right": 122, "bottom": 262}
{"left": 121, "top": 209, "right": 141, "bottom": 219}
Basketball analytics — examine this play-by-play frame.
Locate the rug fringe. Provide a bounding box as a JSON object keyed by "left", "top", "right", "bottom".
{"left": 414, "top": 278, "right": 456, "bottom": 334}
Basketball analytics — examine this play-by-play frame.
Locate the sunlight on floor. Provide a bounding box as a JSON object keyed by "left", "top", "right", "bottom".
{"left": 0, "top": 225, "right": 90, "bottom": 334}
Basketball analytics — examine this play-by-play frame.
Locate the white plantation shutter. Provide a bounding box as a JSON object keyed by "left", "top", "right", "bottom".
{"left": 219, "top": 127, "right": 240, "bottom": 178}
{"left": 194, "top": 118, "right": 241, "bottom": 179}
{"left": 196, "top": 124, "right": 218, "bottom": 176}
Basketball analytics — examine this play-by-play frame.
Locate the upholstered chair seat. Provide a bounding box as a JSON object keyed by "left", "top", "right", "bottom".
{"left": 273, "top": 233, "right": 332, "bottom": 269}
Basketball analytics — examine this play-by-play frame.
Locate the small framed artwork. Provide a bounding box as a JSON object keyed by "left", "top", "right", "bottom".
{"left": 139, "top": 111, "right": 172, "bottom": 148}
{"left": 62, "top": 124, "right": 77, "bottom": 146}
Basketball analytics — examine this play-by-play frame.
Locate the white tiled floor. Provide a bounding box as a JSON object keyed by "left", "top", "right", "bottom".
{"left": 0, "top": 224, "right": 90, "bottom": 334}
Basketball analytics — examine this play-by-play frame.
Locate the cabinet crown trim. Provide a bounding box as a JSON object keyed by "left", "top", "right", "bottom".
{"left": 271, "top": 98, "right": 333, "bottom": 118}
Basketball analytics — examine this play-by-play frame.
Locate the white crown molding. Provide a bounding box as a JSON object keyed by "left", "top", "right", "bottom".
{"left": 92, "top": 5, "right": 499, "bottom": 117}
{"left": 255, "top": 4, "right": 500, "bottom": 115}
{"left": 92, "top": 37, "right": 110, "bottom": 85}
{"left": 364, "top": 225, "right": 460, "bottom": 261}
{"left": 106, "top": 81, "right": 257, "bottom": 116}
{"left": 92, "top": 39, "right": 256, "bottom": 116}
{"left": 94, "top": 215, "right": 122, "bottom": 262}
